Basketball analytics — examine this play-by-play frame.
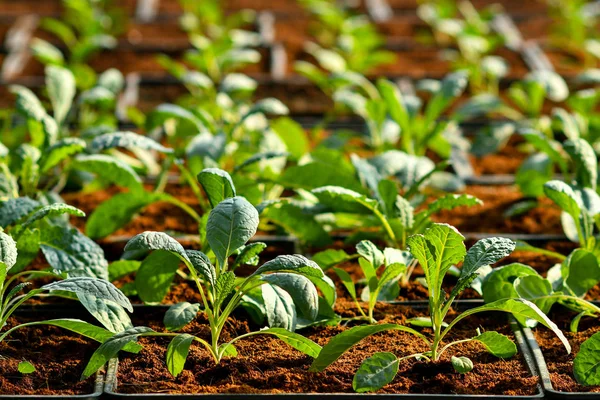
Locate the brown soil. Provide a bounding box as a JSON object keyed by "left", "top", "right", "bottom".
{"left": 469, "top": 135, "right": 528, "bottom": 176}
{"left": 533, "top": 309, "right": 600, "bottom": 393}
{"left": 0, "top": 317, "right": 98, "bottom": 395}
{"left": 113, "top": 306, "right": 538, "bottom": 395}
{"left": 433, "top": 185, "right": 563, "bottom": 235}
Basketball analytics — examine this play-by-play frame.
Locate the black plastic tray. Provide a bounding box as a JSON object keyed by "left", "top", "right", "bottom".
{"left": 100, "top": 304, "right": 544, "bottom": 399}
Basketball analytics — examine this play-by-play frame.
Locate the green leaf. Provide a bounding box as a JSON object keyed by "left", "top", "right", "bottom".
{"left": 312, "top": 186, "right": 378, "bottom": 214}
{"left": 90, "top": 131, "right": 173, "bottom": 154}
{"left": 262, "top": 283, "right": 296, "bottom": 331}
{"left": 18, "top": 361, "right": 36, "bottom": 374}
{"left": 261, "top": 202, "right": 331, "bottom": 246}
{"left": 39, "top": 225, "right": 108, "bottom": 279}
{"left": 166, "top": 334, "right": 194, "bottom": 377}
{"left": 124, "top": 231, "right": 189, "bottom": 263}
{"left": 46, "top": 65, "right": 75, "bottom": 126}
{"left": 564, "top": 139, "right": 597, "bottom": 190}
{"left": 40, "top": 138, "right": 86, "bottom": 172}
{"left": 164, "top": 303, "right": 200, "bottom": 331}
{"left": 73, "top": 154, "right": 143, "bottom": 192}
{"left": 474, "top": 331, "right": 517, "bottom": 358}
{"left": 279, "top": 162, "right": 365, "bottom": 194}
{"left": 42, "top": 277, "right": 132, "bottom": 312}
{"left": 20, "top": 203, "right": 85, "bottom": 230}
{"left": 10, "top": 85, "right": 58, "bottom": 143}
{"left": 97, "top": 68, "right": 124, "bottom": 94}
{"left": 254, "top": 255, "right": 324, "bottom": 278}
{"left": 262, "top": 273, "right": 319, "bottom": 320}
{"left": 562, "top": 249, "right": 600, "bottom": 297}
{"left": 425, "top": 194, "right": 482, "bottom": 216}
{"left": 312, "top": 249, "right": 351, "bottom": 271}
{"left": 77, "top": 294, "right": 133, "bottom": 333}
{"left": 146, "top": 103, "right": 205, "bottom": 133}
{"left": 407, "top": 223, "right": 466, "bottom": 303}
{"left": 108, "top": 260, "right": 141, "bottom": 281}
{"left": 271, "top": 117, "right": 309, "bottom": 160}
{"left": 207, "top": 196, "right": 258, "bottom": 270}
{"left": 448, "top": 298, "right": 571, "bottom": 353}
{"left": 135, "top": 250, "right": 181, "bottom": 304}
{"left": 86, "top": 191, "right": 164, "bottom": 239}
{"left": 463, "top": 238, "right": 515, "bottom": 275}
{"left": 543, "top": 180, "right": 581, "bottom": 220}
{"left": 214, "top": 271, "right": 236, "bottom": 308}
{"left": 482, "top": 263, "right": 538, "bottom": 304}
{"left": 0, "top": 231, "right": 17, "bottom": 271}
{"left": 12, "top": 228, "right": 40, "bottom": 273}
{"left": 378, "top": 79, "right": 410, "bottom": 133}
{"left": 574, "top": 332, "right": 600, "bottom": 385}
{"left": 333, "top": 267, "right": 357, "bottom": 300}
{"left": 0, "top": 197, "right": 40, "bottom": 228}
{"left": 82, "top": 327, "right": 154, "bottom": 379}
{"left": 198, "top": 168, "right": 236, "bottom": 208}
{"left": 186, "top": 250, "right": 216, "bottom": 286}
{"left": 233, "top": 242, "right": 266, "bottom": 269}
{"left": 353, "top": 352, "right": 399, "bottom": 393}
{"left": 451, "top": 356, "right": 473, "bottom": 373}
{"left": 356, "top": 240, "right": 385, "bottom": 268}
{"left": 310, "top": 324, "right": 427, "bottom": 372}
{"left": 258, "top": 327, "right": 322, "bottom": 358}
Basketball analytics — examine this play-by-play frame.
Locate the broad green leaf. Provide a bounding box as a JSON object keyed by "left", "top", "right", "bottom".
{"left": 482, "top": 263, "right": 538, "bottom": 304}
{"left": 166, "top": 334, "right": 194, "bottom": 377}
{"left": 207, "top": 196, "right": 258, "bottom": 270}
{"left": 73, "top": 154, "right": 143, "bottom": 192}
{"left": 543, "top": 180, "right": 581, "bottom": 220}
{"left": 124, "top": 231, "right": 189, "bottom": 263}
{"left": 214, "top": 271, "right": 236, "bottom": 308}
{"left": 77, "top": 294, "right": 133, "bottom": 333}
{"left": 82, "top": 326, "right": 155, "bottom": 379}
{"left": 353, "top": 352, "right": 399, "bottom": 393}
{"left": 462, "top": 237, "right": 515, "bottom": 276}
{"left": 254, "top": 254, "right": 324, "bottom": 278}
{"left": 97, "top": 68, "right": 124, "bottom": 94}
{"left": 562, "top": 249, "right": 600, "bottom": 297}
{"left": 18, "top": 361, "right": 36, "bottom": 374}
{"left": 357, "top": 240, "right": 385, "bottom": 269}
{"left": 46, "top": 65, "right": 75, "bottom": 126}
{"left": 164, "top": 303, "right": 201, "bottom": 331}
{"left": 0, "top": 197, "right": 40, "bottom": 228}
{"left": 271, "top": 117, "right": 309, "bottom": 160}
{"left": 198, "top": 168, "right": 236, "bottom": 208}
{"left": 40, "top": 138, "right": 86, "bottom": 172}
{"left": 10, "top": 85, "right": 58, "bottom": 143}
{"left": 262, "top": 273, "right": 319, "bottom": 320}
{"left": 526, "top": 70, "right": 569, "bottom": 102}
{"left": 40, "top": 225, "right": 108, "bottom": 279}
{"left": 312, "top": 186, "right": 378, "bottom": 214}
{"left": 135, "top": 250, "right": 181, "bottom": 304}
{"left": 312, "top": 249, "right": 351, "bottom": 271}
{"left": 407, "top": 223, "right": 466, "bottom": 303}
{"left": 261, "top": 202, "right": 331, "bottom": 246}
{"left": 513, "top": 274, "right": 556, "bottom": 315}
{"left": 279, "top": 162, "right": 365, "bottom": 194}
{"left": 262, "top": 283, "right": 297, "bottom": 331}
{"left": 108, "top": 260, "right": 141, "bottom": 281}
{"left": 425, "top": 194, "right": 482, "bottom": 216}
{"left": 310, "top": 324, "right": 427, "bottom": 372}
{"left": 86, "top": 191, "right": 165, "bottom": 239}
{"left": 42, "top": 277, "right": 132, "bottom": 312}
{"left": 90, "top": 131, "right": 173, "bottom": 154}
{"left": 12, "top": 228, "right": 40, "bottom": 273}
{"left": 146, "top": 103, "right": 205, "bottom": 133}
{"left": 564, "top": 139, "right": 597, "bottom": 190}
{"left": 451, "top": 356, "right": 473, "bottom": 373}
{"left": 474, "top": 331, "right": 517, "bottom": 358}
{"left": 0, "top": 231, "right": 17, "bottom": 271}
{"left": 574, "top": 332, "right": 600, "bottom": 385}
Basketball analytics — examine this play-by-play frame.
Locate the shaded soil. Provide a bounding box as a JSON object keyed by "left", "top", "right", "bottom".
{"left": 469, "top": 135, "right": 527, "bottom": 176}
{"left": 533, "top": 309, "right": 600, "bottom": 393}
{"left": 114, "top": 307, "right": 538, "bottom": 395}
{"left": 0, "top": 317, "right": 98, "bottom": 395}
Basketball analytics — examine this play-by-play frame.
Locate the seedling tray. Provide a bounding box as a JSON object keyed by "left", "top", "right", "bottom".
{"left": 101, "top": 304, "right": 543, "bottom": 399}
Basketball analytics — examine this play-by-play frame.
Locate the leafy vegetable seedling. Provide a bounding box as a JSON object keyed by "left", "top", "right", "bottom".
{"left": 332, "top": 240, "right": 412, "bottom": 323}
{"left": 81, "top": 186, "right": 334, "bottom": 378}
{"left": 309, "top": 223, "right": 570, "bottom": 392}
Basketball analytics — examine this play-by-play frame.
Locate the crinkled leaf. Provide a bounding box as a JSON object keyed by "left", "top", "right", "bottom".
{"left": 198, "top": 168, "right": 236, "bottom": 208}
{"left": 42, "top": 277, "right": 132, "bottom": 312}
{"left": 73, "top": 154, "right": 142, "bottom": 192}
{"left": 90, "top": 131, "right": 173, "bottom": 154}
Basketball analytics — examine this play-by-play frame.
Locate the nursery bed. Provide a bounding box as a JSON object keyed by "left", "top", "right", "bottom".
{"left": 102, "top": 305, "right": 542, "bottom": 397}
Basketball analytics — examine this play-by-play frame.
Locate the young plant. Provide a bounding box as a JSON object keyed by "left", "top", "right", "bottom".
{"left": 480, "top": 261, "right": 600, "bottom": 333}
{"left": 80, "top": 193, "right": 334, "bottom": 379}
{"left": 574, "top": 330, "right": 600, "bottom": 386}
{"left": 330, "top": 240, "right": 412, "bottom": 323}
{"left": 31, "top": 0, "right": 125, "bottom": 89}
{"left": 309, "top": 223, "right": 570, "bottom": 392}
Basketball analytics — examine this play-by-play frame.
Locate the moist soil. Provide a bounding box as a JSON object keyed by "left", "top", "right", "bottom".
{"left": 113, "top": 306, "right": 538, "bottom": 395}
{"left": 0, "top": 317, "right": 97, "bottom": 395}
{"left": 533, "top": 309, "right": 600, "bottom": 393}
